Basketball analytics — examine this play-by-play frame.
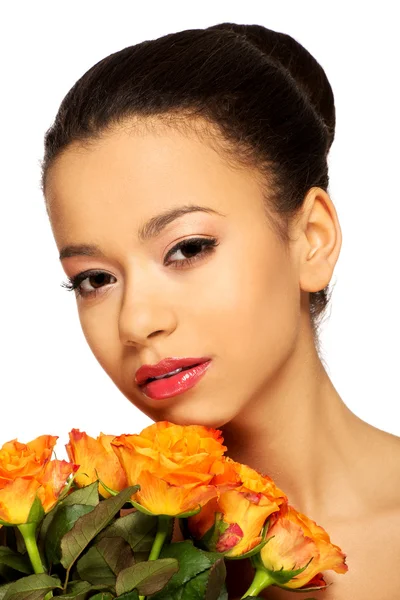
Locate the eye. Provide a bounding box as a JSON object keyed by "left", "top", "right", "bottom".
{"left": 61, "top": 270, "right": 116, "bottom": 299}
{"left": 164, "top": 237, "right": 219, "bottom": 269}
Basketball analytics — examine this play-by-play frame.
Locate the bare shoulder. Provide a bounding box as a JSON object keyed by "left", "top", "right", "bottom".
{"left": 346, "top": 414, "right": 400, "bottom": 504}
{"left": 367, "top": 424, "right": 400, "bottom": 507}
{"left": 303, "top": 426, "right": 400, "bottom": 600}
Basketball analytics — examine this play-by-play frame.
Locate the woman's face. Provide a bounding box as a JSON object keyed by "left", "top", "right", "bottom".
{"left": 45, "top": 120, "right": 303, "bottom": 428}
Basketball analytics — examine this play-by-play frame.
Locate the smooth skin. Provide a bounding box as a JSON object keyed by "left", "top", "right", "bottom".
{"left": 45, "top": 117, "right": 400, "bottom": 599}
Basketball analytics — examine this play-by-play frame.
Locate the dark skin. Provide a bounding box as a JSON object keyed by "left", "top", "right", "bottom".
{"left": 46, "top": 117, "right": 400, "bottom": 599}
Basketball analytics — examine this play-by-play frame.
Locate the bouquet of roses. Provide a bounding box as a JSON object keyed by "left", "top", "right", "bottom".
{"left": 0, "top": 421, "right": 348, "bottom": 599}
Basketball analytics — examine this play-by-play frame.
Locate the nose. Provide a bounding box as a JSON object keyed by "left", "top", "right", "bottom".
{"left": 118, "top": 283, "right": 177, "bottom": 348}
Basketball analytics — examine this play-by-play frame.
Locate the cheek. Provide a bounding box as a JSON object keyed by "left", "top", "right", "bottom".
{"left": 77, "top": 301, "right": 121, "bottom": 374}
{"left": 202, "top": 241, "right": 300, "bottom": 382}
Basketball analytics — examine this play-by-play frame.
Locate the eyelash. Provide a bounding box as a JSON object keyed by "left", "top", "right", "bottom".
{"left": 61, "top": 236, "right": 219, "bottom": 299}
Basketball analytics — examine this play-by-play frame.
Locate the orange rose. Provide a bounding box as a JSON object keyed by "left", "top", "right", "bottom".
{"left": 187, "top": 457, "right": 287, "bottom": 557}
{"left": 259, "top": 503, "right": 348, "bottom": 589}
{"left": 0, "top": 435, "right": 57, "bottom": 484}
{"left": 66, "top": 429, "right": 128, "bottom": 498}
{"left": 0, "top": 478, "right": 42, "bottom": 525}
{"left": 0, "top": 435, "right": 77, "bottom": 525}
{"left": 111, "top": 421, "right": 226, "bottom": 516}
{"left": 36, "top": 459, "right": 79, "bottom": 513}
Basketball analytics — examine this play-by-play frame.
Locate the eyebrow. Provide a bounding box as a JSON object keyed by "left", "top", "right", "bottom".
{"left": 59, "top": 204, "right": 225, "bottom": 260}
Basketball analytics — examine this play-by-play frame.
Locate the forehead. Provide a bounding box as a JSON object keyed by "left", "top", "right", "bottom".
{"left": 46, "top": 117, "right": 262, "bottom": 199}
{"left": 44, "top": 118, "right": 269, "bottom": 243}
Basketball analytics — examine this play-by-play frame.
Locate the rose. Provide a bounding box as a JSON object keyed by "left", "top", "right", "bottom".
{"left": 186, "top": 456, "right": 287, "bottom": 557}
{"left": 66, "top": 429, "right": 128, "bottom": 497}
{"left": 0, "top": 435, "right": 77, "bottom": 526}
{"left": 36, "top": 458, "right": 79, "bottom": 513}
{"left": 0, "top": 461, "right": 77, "bottom": 525}
{"left": 0, "top": 435, "right": 57, "bottom": 484}
{"left": 111, "top": 421, "right": 227, "bottom": 516}
{"left": 258, "top": 503, "right": 348, "bottom": 590}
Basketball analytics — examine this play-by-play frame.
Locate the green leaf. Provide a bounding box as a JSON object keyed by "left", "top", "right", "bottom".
{"left": 160, "top": 569, "right": 228, "bottom": 600}
{"left": 61, "top": 580, "right": 92, "bottom": 599}
{"left": 38, "top": 511, "right": 57, "bottom": 552}
{"left": 165, "top": 564, "right": 227, "bottom": 600}
{"left": 90, "top": 594, "right": 114, "bottom": 600}
{"left": 61, "top": 482, "right": 100, "bottom": 508}
{"left": 115, "top": 591, "right": 139, "bottom": 600}
{"left": 0, "top": 584, "right": 12, "bottom": 600}
{"left": 116, "top": 558, "right": 179, "bottom": 596}
{"left": 2, "top": 573, "right": 62, "bottom": 600}
{"left": 97, "top": 510, "right": 157, "bottom": 553}
{"left": 77, "top": 536, "right": 135, "bottom": 586}
{"left": 62, "top": 581, "right": 112, "bottom": 600}
{"left": 45, "top": 504, "right": 94, "bottom": 565}
{"left": 77, "top": 545, "right": 115, "bottom": 588}
{"left": 204, "top": 558, "right": 226, "bottom": 600}
{"left": 96, "top": 536, "right": 135, "bottom": 575}
{"left": 178, "top": 569, "right": 210, "bottom": 600}
{"left": 38, "top": 482, "right": 100, "bottom": 555}
{"left": 148, "top": 541, "right": 222, "bottom": 599}
{"left": 0, "top": 547, "right": 32, "bottom": 574}
{"left": 60, "top": 486, "right": 139, "bottom": 571}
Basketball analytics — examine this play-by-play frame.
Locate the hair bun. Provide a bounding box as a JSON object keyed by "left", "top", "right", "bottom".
{"left": 206, "top": 22, "right": 335, "bottom": 150}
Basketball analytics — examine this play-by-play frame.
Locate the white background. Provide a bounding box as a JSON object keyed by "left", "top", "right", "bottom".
{"left": 1, "top": 1, "right": 398, "bottom": 459}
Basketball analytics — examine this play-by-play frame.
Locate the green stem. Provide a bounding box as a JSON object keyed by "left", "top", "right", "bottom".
{"left": 17, "top": 523, "right": 45, "bottom": 574}
{"left": 241, "top": 568, "right": 274, "bottom": 598}
{"left": 139, "top": 515, "right": 172, "bottom": 600}
{"left": 17, "top": 524, "right": 53, "bottom": 599}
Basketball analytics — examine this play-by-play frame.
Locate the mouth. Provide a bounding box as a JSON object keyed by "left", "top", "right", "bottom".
{"left": 137, "top": 360, "right": 212, "bottom": 400}
{"left": 135, "top": 357, "right": 211, "bottom": 387}
{"left": 142, "top": 363, "right": 202, "bottom": 385}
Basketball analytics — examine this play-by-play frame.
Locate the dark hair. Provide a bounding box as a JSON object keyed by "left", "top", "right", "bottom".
{"left": 41, "top": 22, "right": 336, "bottom": 350}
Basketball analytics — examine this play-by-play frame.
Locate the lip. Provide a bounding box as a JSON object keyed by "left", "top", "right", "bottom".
{"left": 139, "top": 360, "right": 212, "bottom": 400}
{"left": 135, "top": 357, "right": 212, "bottom": 387}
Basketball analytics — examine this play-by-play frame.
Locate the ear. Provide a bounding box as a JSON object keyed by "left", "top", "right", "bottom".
{"left": 295, "top": 187, "right": 342, "bottom": 293}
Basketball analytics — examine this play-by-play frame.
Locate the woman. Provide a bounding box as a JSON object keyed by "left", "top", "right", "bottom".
{"left": 40, "top": 22, "right": 400, "bottom": 599}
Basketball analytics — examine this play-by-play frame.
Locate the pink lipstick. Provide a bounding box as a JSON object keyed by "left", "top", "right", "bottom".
{"left": 135, "top": 357, "right": 212, "bottom": 400}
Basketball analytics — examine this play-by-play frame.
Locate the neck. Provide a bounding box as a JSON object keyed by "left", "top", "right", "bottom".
{"left": 219, "top": 323, "right": 373, "bottom": 524}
